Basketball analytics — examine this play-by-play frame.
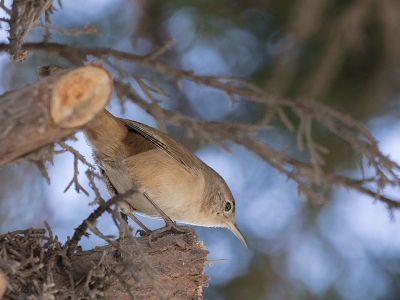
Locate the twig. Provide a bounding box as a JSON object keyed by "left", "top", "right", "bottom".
{"left": 86, "top": 169, "right": 105, "bottom": 205}
{"left": 34, "top": 22, "right": 101, "bottom": 36}
{"left": 66, "top": 189, "right": 137, "bottom": 256}
{"left": 58, "top": 141, "right": 94, "bottom": 169}
{"left": 63, "top": 154, "right": 89, "bottom": 196}
{"left": 143, "top": 39, "right": 175, "bottom": 62}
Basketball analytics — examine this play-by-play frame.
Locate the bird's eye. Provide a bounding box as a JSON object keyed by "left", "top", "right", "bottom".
{"left": 224, "top": 201, "right": 232, "bottom": 212}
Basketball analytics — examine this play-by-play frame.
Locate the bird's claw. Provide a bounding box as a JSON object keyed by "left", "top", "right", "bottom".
{"left": 147, "top": 223, "right": 194, "bottom": 246}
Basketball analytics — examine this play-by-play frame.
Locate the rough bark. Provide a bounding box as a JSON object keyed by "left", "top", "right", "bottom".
{"left": 74, "top": 237, "right": 209, "bottom": 299}
{"left": 0, "top": 227, "right": 209, "bottom": 299}
{"left": 0, "top": 270, "right": 6, "bottom": 299}
{"left": 0, "top": 64, "right": 112, "bottom": 166}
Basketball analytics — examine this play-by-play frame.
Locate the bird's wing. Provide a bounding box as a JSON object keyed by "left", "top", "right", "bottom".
{"left": 119, "top": 118, "right": 202, "bottom": 171}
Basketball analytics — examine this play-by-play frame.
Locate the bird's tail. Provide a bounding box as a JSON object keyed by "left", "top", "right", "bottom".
{"left": 82, "top": 109, "right": 128, "bottom": 157}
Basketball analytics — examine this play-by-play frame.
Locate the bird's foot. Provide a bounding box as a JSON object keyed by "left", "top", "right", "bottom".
{"left": 147, "top": 223, "right": 195, "bottom": 247}
{"left": 148, "top": 220, "right": 193, "bottom": 241}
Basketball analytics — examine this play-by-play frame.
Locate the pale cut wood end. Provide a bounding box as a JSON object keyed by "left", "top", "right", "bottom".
{"left": 50, "top": 65, "right": 113, "bottom": 128}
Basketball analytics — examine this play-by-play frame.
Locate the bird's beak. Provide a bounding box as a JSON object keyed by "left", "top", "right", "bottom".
{"left": 227, "top": 222, "right": 248, "bottom": 248}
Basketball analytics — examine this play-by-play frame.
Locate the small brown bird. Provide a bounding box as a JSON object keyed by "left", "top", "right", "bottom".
{"left": 38, "top": 65, "right": 247, "bottom": 247}
{"left": 83, "top": 110, "right": 247, "bottom": 247}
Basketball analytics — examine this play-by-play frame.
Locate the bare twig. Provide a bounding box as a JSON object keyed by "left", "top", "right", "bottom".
{"left": 66, "top": 189, "right": 138, "bottom": 256}
{"left": 58, "top": 141, "right": 94, "bottom": 169}
{"left": 58, "top": 141, "right": 94, "bottom": 196}
{"left": 86, "top": 169, "right": 106, "bottom": 205}
{"left": 34, "top": 22, "right": 101, "bottom": 36}
{"left": 143, "top": 39, "right": 175, "bottom": 62}
{"left": 7, "top": 0, "right": 54, "bottom": 60}
{"left": 63, "top": 154, "right": 89, "bottom": 196}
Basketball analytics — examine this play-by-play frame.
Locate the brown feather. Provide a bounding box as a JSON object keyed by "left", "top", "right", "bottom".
{"left": 119, "top": 118, "right": 203, "bottom": 172}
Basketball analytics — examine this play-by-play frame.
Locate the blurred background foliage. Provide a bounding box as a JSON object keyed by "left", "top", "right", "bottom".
{"left": 1, "top": 0, "right": 400, "bottom": 299}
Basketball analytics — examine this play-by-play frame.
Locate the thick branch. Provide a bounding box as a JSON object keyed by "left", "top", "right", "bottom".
{"left": 0, "top": 64, "right": 112, "bottom": 166}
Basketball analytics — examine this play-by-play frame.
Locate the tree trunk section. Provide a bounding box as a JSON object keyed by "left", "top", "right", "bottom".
{"left": 0, "top": 65, "right": 112, "bottom": 166}
{"left": 0, "top": 228, "right": 209, "bottom": 299}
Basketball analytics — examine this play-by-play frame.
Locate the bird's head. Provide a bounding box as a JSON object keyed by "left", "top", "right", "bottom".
{"left": 203, "top": 170, "right": 248, "bottom": 248}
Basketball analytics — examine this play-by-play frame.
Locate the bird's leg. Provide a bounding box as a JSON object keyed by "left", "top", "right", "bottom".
{"left": 142, "top": 192, "right": 193, "bottom": 241}
{"left": 127, "top": 212, "right": 152, "bottom": 236}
